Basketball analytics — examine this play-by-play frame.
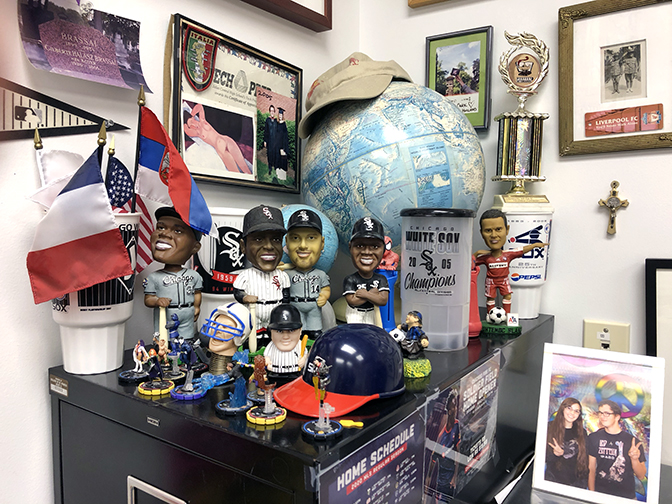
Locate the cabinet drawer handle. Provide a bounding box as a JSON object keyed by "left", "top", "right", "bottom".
{"left": 127, "top": 475, "right": 187, "bottom": 504}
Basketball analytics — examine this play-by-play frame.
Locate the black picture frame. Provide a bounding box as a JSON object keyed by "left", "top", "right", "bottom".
{"left": 645, "top": 258, "right": 672, "bottom": 356}
{"left": 170, "top": 14, "right": 302, "bottom": 193}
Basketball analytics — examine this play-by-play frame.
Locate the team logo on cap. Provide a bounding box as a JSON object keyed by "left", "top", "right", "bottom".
{"left": 349, "top": 57, "right": 360, "bottom": 66}
{"left": 298, "top": 210, "right": 309, "bottom": 222}
{"left": 363, "top": 217, "right": 374, "bottom": 230}
{"left": 282, "top": 311, "right": 289, "bottom": 321}
{"left": 263, "top": 207, "right": 273, "bottom": 220}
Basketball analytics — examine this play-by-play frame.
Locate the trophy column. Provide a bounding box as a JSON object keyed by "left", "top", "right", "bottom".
{"left": 493, "top": 31, "right": 553, "bottom": 319}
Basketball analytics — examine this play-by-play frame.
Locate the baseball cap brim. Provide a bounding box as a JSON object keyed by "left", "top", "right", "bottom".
{"left": 274, "top": 375, "right": 383, "bottom": 418}
{"left": 242, "top": 223, "right": 286, "bottom": 238}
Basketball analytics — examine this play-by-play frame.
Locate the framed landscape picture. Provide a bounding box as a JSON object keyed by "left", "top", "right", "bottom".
{"left": 426, "top": 26, "right": 493, "bottom": 130}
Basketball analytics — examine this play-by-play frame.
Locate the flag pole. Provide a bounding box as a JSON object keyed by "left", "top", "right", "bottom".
{"left": 131, "top": 85, "right": 146, "bottom": 213}
{"left": 97, "top": 122, "right": 107, "bottom": 165}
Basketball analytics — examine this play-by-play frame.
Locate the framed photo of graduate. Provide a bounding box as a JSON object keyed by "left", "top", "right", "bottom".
{"left": 426, "top": 26, "right": 493, "bottom": 131}
{"left": 532, "top": 343, "right": 664, "bottom": 504}
{"left": 558, "top": 0, "right": 672, "bottom": 156}
{"left": 170, "top": 14, "right": 302, "bottom": 193}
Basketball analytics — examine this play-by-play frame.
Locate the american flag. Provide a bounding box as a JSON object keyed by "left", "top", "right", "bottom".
{"left": 106, "top": 156, "right": 133, "bottom": 212}
{"left": 105, "top": 155, "right": 153, "bottom": 273}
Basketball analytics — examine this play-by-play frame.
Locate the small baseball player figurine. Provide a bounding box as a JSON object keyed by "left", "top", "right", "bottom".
{"left": 473, "top": 209, "right": 549, "bottom": 316}
{"left": 284, "top": 208, "right": 331, "bottom": 340}
{"left": 343, "top": 217, "right": 389, "bottom": 326}
{"left": 144, "top": 207, "right": 203, "bottom": 341}
{"left": 200, "top": 302, "right": 252, "bottom": 375}
{"left": 376, "top": 235, "right": 399, "bottom": 331}
{"left": 233, "top": 205, "right": 290, "bottom": 350}
{"left": 301, "top": 356, "right": 342, "bottom": 439}
{"left": 264, "top": 304, "right": 308, "bottom": 383}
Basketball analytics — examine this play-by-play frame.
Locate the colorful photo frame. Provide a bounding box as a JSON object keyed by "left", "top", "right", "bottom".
{"left": 426, "top": 26, "right": 493, "bottom": 131}
{"left": 171, "top": 15, "right": 302, "bottom": 193}
{"left": 532, "top": 343, "right": 664, "bottom": 503}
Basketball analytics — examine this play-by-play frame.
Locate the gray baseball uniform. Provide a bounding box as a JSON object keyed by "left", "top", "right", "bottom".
{"left": 288, "top": 268, "right": 330, "bottom": 332}
{"left": 143, "top": 268, "right": 203, "bottom": 339}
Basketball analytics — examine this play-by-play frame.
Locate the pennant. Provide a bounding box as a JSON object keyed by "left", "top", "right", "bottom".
{"left": 136, "top": 107, "right": 215, "bottom": 237}
{"left": 0, "top": 77, "right": 128, "bottom": 140}
{"left": 27, "top": 151, "right": 133, "bottom": 304}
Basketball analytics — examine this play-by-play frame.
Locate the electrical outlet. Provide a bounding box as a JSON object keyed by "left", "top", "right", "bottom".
{"left": 583, "top": 319, "right": 630, "bottom": 353}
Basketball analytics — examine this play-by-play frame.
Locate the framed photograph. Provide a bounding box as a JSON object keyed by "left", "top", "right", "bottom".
{"left": 532, "top": 343, "right": 664, "bottom": 503}
{"left": 426, "top": 26, "right": 493, "bottom": 131}
{"left": 171, "top": 15, "right": 302, "bottom": 193}
{"left": 645, "top": 258, "right": 672, "bottom": 465}
{"left": 240, "top": 0, "right": 332, "bottom": 32}
{"left": 558, "top": 0, "right": 672, "bottom": 156}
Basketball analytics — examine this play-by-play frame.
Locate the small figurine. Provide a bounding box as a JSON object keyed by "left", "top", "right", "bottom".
{"left": 284, "top": 208, "right": 331, "bottom": 340}
{"left": 342, "top": 217, "right": 389, "bottom": 326}
{"left": 246, "top": 354, "right": 287, "bottom": 424}
{"left": 137, "top": 354, "right": 175, "bottom": 396}
{"left": 264, "top": 304, "right": 308, "bottom": 383}
{"left": 152, "top": 333, "right": 169, "bottom": 367}
{"left": 376, "top": 235, "right": 399, "bottom": 332}
{"left": 169, "top": 337, "right": 206, "bottom": 400}
{"left": 215, "top": 350, "right": 254, "bottom": 415}
{"left": 473, "top": 209, "right": 548, "bottom": 316}
{"left": 390, "top": 311, "right": 432, "bottom": 378}
{"left": 301, "top": 356, "right": 342, "bottom": 440}
{"left": 118, "top": 339, "right": 150, "bottom": 384}
{"left": 143, "top": 207, "right": 203, "bottom": 341}
{"left": 233, "top": 205, "right": 290, "bottom": 350}
{"left": 200, "top": 302, "right": 252, "bottom": 375}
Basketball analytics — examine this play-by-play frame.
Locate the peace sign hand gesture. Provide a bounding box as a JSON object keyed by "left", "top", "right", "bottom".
{"left": 548, "top": 437, "right": 564, "bottom": 457}
{"left": 628, "top": 437, "right": 643, "bottom": 460}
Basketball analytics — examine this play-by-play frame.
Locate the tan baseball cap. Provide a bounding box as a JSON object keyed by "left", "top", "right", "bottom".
{"left": 298, "top": 52, "right": 412, "bottom": 139}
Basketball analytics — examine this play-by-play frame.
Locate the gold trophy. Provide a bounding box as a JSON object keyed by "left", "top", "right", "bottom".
{"left": 492, "top": 32, "right": 553, "bottom": 320}
{"left": 494, "top": 31, "right": 550, "bottom": 200}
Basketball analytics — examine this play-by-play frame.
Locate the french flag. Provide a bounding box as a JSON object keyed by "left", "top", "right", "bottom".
{"left": 136, "top": 107, "right": 215, "bottom": 237}
{"left": 27, "top": 151, "right": 133, "bottom": 304}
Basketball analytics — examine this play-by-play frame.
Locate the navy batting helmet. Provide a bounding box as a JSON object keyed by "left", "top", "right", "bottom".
{"left": 268, "top": 303, "right": 302, "bottom": 331}
{"left": 275, "top": 324, "right": 405, "bottom": 417}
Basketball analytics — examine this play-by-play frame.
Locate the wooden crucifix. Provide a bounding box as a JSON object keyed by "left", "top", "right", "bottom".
{"left": 599, "top": 180, "right": 629, "bottom": 235}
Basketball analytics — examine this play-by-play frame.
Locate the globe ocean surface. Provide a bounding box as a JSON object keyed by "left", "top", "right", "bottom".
{"left": 302, "top": 81, "right": 486, "bottom": 251}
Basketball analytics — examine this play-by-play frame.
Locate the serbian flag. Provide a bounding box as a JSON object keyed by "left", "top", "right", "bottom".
{"left": 136, "top": 107, "right": 215, "bottom": 237}
{"left": 27, "top": 151, "right": 133, "bottom": 304}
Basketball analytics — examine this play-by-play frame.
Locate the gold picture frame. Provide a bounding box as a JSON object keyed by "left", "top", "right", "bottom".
{"left": 558, "top": 0, "right": 672, "bottom": 156}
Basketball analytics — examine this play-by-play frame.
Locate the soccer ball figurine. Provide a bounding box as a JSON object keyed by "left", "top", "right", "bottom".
{"left": 486, "top": 306, "right": 507, "bottom": 325}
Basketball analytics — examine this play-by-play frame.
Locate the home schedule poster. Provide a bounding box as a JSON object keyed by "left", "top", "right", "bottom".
{"left": 319, "top": 410, "right": 424, "bottom": 504}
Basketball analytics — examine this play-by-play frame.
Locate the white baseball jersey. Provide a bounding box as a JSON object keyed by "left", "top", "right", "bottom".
{"left": 264, "top": 340, "right": 302, "bottom": 374}
{"left": 233, "top": 267, "right": 290, "bottom": 328}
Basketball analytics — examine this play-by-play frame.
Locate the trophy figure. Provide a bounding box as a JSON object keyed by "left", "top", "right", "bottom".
{"left": 492, "top": 32, "right": 553, "bottom": 319}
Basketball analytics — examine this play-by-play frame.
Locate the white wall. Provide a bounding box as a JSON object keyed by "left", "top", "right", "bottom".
{"left": 358, "top": 0, "right": 671, "bottom": 464}
{"left": 0, "top": 0, "right": 669, "bottom": 502}
{"left": 0, "top": 0, "right": 358, "bottom": 501}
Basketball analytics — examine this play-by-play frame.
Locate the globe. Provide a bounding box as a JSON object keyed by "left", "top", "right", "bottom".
{"left": 302, "top": 81, "right": 486, "bottom": 252}
{"left": 280, "top": 204, "right": 339, "bottom": 273}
